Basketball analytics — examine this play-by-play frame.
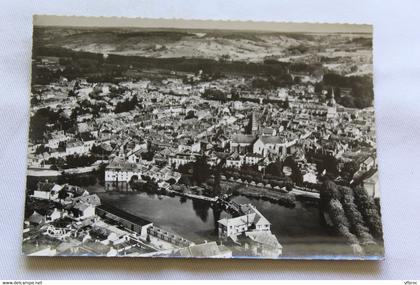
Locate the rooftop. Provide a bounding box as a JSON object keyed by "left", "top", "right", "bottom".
{"left": 231, "top": 134, "right": 257, "bottom": 144}
{"left": 97, "top": 204, "right": 152, "bottom": 227}
{"left": 176, "top": 241, "right": 231, "bottom": 258}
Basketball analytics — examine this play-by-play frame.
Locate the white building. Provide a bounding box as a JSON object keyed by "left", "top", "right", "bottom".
{"left": 363, "top": 171, "right": 380, "bottom": 199}
{"left": 168, "top": 153, "right": 197, "bottom": 169}
{"left": 175, "top": 241, "right": 232, "bottom": 258}
{"left": 32, "top": 183, "right": 63, "bottom": 201}
{"left": 73, "top": 203, "right": 96, "bottom": 219}
{"left": 177, "top": 142, "right": 201, "bottom": 153}
{"left": 104, "top": 161, "right": 142, "bottom": 182}
{"left": 83, "top": 139, "right": 95, "bottom": 150}
{"left": 226, "top": 153, "right": 244, "bottom": 169}
{"left": 45, "top": 208, "right": 62, "bottom": 222}
{"left": 244, "top": 153, "right": 263, "bottom": 165}
{"left": 46, "top": 131, "right": 69, "bottom": 149}
{"left": 303, "top": 171, "right": 317, "bottom": 184}
{"left": 66, "top": 140, "right": 89, "bottom": 156}
{"left": 360, "top": 156, "right": 376, "bottom": 172}
{"left": 253, "top": 136, "right": 297, "bottom": 157}
{"left": 245, "top": 231, "right": 283, "bottom": 257}
{"left": 218, "top": 204, "right": 271, "bottom": 239}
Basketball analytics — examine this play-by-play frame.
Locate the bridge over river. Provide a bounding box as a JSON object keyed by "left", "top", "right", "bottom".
{"left": 168, "top": 185, "right": 319, "bottom": 218}
{"left": 289, "top": 187, "right": 320, "bottom": 199}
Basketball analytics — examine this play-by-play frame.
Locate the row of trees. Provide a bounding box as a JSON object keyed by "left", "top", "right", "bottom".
{"left": 202, "top": 88, "right": 289, "bottom": 108}
{"left": 46, "top": 154, "right": 98, "bottom": 170}
{"left": 223, "top": 166, "right": 293, "bottom": 191}
{"left": 114, "top": 95, "right": 140, "bottom": 113}
{"left": 53, "top": 163, "right": 107, "bottom": 187}
{"left": 315, "top": 73, "right": 374, "bottom": 109}
{"left": 177, "top": 155, "right": 303, "bottom": 193}
{"left": 251, "top": 74, "right": 294, "bottom": 89}
{"left": 30, "top": 45, "right": 292, "bottom": 84}
{"left": 56, "top": 172, "right": 97, "bottom": 187}
{"left": 307, "top": 150, "right": 361, "bottom": 183}
{"left": 320, "top": 180, "right": 383, "bottom": 250}
{"left": 353, "top": 185, "right": 383, "bottom": 238}
{"left": 29, "top": 108, "right": 64, "bottom": 142}
{"left": 177, "top": 156, "right": 211, "bottom": 187}
{"left": 340, "top": 186, "right": 376, "bottom": 244}
{"left": 29, "top": 105, "right": 94, "bottom": 143}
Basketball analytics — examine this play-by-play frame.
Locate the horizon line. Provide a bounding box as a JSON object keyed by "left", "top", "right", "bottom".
{"left": 33, "top": 15, "right": 373, "bottom": 34}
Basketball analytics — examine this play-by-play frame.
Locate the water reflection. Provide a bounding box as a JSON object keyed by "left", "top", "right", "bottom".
{"left": 179, "top": 196, "right": 187, "bottom": 204}
{"left": 97, "top": 190, "right": 329, "bottom": 247}
{"left": 192, "top": 199, "right": 210, "bottom": 223}
{"left": 212, "top": 207, "right": 222, "bottom": 233}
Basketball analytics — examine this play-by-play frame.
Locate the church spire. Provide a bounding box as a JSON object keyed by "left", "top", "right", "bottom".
{"left": 328, "top": 88, "right": 336, "bottom": 107}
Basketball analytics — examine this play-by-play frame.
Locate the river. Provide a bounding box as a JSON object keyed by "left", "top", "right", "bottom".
{"left": 95, "top": 189, "right": 353, "bottom": 257}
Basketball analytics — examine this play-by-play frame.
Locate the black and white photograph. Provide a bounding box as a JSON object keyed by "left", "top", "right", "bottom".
{"left": 23, "top": 15, "right": 383, "bottom": 259}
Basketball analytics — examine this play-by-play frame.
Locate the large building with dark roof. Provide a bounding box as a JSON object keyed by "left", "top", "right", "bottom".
{"left": 96, "top": 204, "right": 153, "bottom": 237}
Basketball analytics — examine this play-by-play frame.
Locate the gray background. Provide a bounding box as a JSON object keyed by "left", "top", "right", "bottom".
{"left": 0, "top": 0, "right": 419, "bottom": 279}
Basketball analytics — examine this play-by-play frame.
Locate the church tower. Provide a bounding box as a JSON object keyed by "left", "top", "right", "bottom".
{"left": 328, "top": 88, "right": 336, "bottom": 107}
{"left": 326, "top": 88, "right": 337, "bottom": 119}
{"left": 247, "top": 111, "right": 260, "bottom": 135}
{"left": 251, "top": 111, "right": 259, "bottom": 135}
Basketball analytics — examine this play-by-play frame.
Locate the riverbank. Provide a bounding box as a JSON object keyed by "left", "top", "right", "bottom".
{"left": 97, "top": 189, "right": 364, "bottom": 258}
{"left": 27, "top": 161, "right": 106, "bottom": 177}
{"left": 220, "top": 179, "right": 297, "bottom": 208}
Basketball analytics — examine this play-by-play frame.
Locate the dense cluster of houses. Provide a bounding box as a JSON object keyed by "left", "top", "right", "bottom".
{"left": 26, "top": 53, "right": 379, "bottom": 257}
{"left": 30, "top": 181, "right": 100, "bottom": 220}
{"left": 29, "top": 63, "right": 378, "bottom": 194}
{"left": 24, "top": 181, "right": 176, "bottom": 256}
{"left": 217, "top": 204, "right": 283, "bottom": 257}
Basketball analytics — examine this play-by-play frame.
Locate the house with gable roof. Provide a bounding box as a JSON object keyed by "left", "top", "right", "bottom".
{"left": 217, "top": 204, "right": 271, "bottom": 239}
{"left": 253, "top": 135, "right": 297, "bottom": 157}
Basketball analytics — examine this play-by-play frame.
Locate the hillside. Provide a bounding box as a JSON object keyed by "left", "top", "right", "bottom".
{"left": 33, "top": 26, "right": 372, "bottom": 69}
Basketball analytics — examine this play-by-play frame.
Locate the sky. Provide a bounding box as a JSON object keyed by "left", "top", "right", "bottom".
{"left": 33, "top": 15, "right": 372, "bottom": 34}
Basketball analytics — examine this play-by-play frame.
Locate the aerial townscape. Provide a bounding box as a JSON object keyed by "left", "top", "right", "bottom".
{"left": 23, "top": 22, "right": 384, "bottom": 259}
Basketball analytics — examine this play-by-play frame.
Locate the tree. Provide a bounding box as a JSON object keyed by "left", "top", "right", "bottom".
{"left": 91, "top": 144, "right": 111, "bottom": 157}
{"left": 339, "top": 186, "right": 375, "bottom": 245}
{"left": 231, "top": 89, "right": 240, "bottom": 100}
{"left": 114, "top": 96, "right": 139, "bottom": 113}
{"left": 178, "top": 175, "right": 192, "bottom": 186}
{"left": 177, "top": 162, "right": 194, "bottom": 174}
{"left": 129, "top": 175, "right": 139, "bottom": 185}
{"left": 29, "top": 108, "right": 60, "bottom": 142}
{"left": 318, "top": 155, "right": 339, "bottom": 177}
{"left": 265, "top": 160, "right": 283, "bottom": 177}
{"left": 284, "top": 156, "right": 303, "bottom": 185}
{"left": 192, "top": 156, "right": 210, "bottom": 185}
{"left": 65, "top": 154, "right": 96, "bottom": 169}
{"left": 320, "top": 180, "right": 341, "bottom": 215}
{"left": 252, "top": 78, "right": 272, "bottom": 89}
{"left": 58, "top": 188, "right": 67, "bottom": 201}
{"left": 341, "top": 161, "right": 359, "bottom": 182}
{"left": 167, "top": 178, "right": 176, "bottom": 185}
{"left": 50, "top": 164, "right": 59, "bottom": 170}
{"left": 35, "top": 145, "right": 50, "bottom": 154}
{"left": 96, "top": 163, "right": 107, "bottom": 186}
{"left": 284, "top": 97, "right": 290, "bottom": 109}
{"left": 320, "top": 180, "right": 380, "bottom": 250}
{"left": 319, "top": 73, "right": 374, "bottom": 109}
{"left": 353, "top": 185, "right": 383, "bottom": 239}
{"left": 31, "top": 96, "right": 40, "bottom": 106}
{"left": 202, "top": 88, "right": 226, "bottom": 101}
{"left": 212, "top": 168, "right": 222, "bottom": 197}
